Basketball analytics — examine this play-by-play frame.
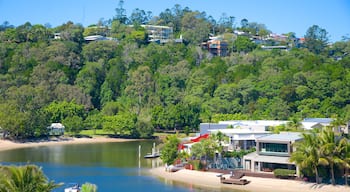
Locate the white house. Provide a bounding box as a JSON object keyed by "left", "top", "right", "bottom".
{"left": 47, "top": 123, "right": 65, "bottom": 136}
{"left": 243, "top": 132, "right": 303, "bottom": 175}
{"left": 209, "top": 128, "right": 270, "bottom": 151}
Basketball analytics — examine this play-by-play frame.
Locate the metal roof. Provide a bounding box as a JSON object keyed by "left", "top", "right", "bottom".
{"left": 209, "top": 129, "right": 270, "bottom": 134}
{"left": 257, "top": 132, "right": 302, "bottom": 142}
{"left": 303, "top": 118, "right": 333, "bottom": 124}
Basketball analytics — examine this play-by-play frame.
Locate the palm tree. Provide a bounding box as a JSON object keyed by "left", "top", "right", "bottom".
{"left": 0, "top": 165, "right": 62, "bottom": 192}
{"left": 286, "top": 117, "right": 302, "bottom": 132}
{"left": 212, "top": 131, "right": 226, "bottom": 153}
{"left": 339, "top": 138, "right": 350, "bottom": 186}
{"left": 191, "top": 137, "right": 218, "bottom": 169}
{"left": 290, "top": 131, "right": 321, "bottom": 183}
{"left": 318, "top": 127, "right": 345, "bottom": 185}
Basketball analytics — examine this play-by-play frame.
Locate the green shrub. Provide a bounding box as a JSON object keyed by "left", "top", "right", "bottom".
{"left": 273, "top": 169, "right": 296, "bottom": 178}
{"left": 81, "top": 182, "right": 97, "bottom": 192}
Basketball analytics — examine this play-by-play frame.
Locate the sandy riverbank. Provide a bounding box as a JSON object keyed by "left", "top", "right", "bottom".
{"left": 0, "top": 136, "right": 137, "bottom": 152}
{"left": 149, "top": 166, "right": 348, "bottom": 192}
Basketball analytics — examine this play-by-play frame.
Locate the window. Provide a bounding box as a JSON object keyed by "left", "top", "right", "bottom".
{"left": 259, "top": 142, "right": 288, "bottom": 155}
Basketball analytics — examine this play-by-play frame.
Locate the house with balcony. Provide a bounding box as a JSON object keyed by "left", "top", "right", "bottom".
{"left": 141, "top": 25, "right": 173, "bottom": 43}
{"left": 202, "top": 37, "right": 228, "bottom": 57}
{"left": 242, "top": 132, "right": 302, "bottom": 174}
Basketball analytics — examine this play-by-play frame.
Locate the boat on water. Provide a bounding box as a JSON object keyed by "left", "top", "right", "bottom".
{"left": 64, "top": 183, "right": 81, "bottom": 192}
{"left": 144, "top": 143, "right": 160, "bottom": 158}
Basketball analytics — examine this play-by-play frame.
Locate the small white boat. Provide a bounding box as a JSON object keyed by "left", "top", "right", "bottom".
{"left": 64, "top": 183, "right": 81, "bottom": 192}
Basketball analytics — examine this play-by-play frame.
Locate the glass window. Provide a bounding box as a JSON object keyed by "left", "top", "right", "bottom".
{"left": 260, "top": 142, "right": 288, "bottom": 153}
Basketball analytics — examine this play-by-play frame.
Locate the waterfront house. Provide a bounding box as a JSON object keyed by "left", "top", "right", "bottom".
{"left": 200, "top": 120, "right": 289, "bottom": 150}
{"left": 209, "top": 128, "right": 270, "bottom": 151}
{"left": 242, "top": 132, "right": 302, "bottom": 175}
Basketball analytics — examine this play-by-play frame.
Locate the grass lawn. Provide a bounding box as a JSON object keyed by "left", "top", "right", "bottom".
{"left": 153, "top": 132, "right": 196, "bottom": 138}
{"left": 78, "top": 129, "right": 114, "bottom": 136}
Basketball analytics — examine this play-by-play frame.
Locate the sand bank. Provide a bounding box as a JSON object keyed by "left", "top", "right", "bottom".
{"left": 0, "top": 137, "right": 137, "bottom": 152}
{"left": 149, "top": 167, "right": 348, "bottom": 192}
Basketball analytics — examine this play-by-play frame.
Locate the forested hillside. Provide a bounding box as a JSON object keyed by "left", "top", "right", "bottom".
{"left": 0, "top": 3, "right": 350, "bottom": 139}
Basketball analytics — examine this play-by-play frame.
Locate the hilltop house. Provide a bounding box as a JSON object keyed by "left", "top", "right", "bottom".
{"left": 202, "top": 36, "right": 228, "bottom": 57}
{"left": 242, "top": 132, "right": 302, "bottom": 175}
{"left": 141, "top": 25, "right": 173, "bottom": 43}
{"left": 84, "top": 35, "right": 117, "bottom": 42}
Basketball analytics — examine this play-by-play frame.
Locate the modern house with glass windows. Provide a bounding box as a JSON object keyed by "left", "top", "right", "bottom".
{"left": 242, "top": 132, "right": 302, "bottom": 174}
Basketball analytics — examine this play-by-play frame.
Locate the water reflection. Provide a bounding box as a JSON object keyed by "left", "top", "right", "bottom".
{"left": 0, "top": 141, "right": 162, "bottom": 168}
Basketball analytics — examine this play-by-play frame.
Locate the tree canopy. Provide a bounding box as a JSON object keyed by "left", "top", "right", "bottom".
{"left": 0, "top": 3, "right": 350, "bottom": 140}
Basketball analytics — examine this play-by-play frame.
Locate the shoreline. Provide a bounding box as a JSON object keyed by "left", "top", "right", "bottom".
{"left": 149, "top": 166, "right": 348, "bottom": 192}
{"left": 0, "top": 136, "right": 138, "bottom": 152}
{"left": 1, "top": 138, "right": 348, "bottom": 192}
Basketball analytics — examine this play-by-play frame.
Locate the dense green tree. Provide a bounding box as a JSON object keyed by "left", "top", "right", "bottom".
{"left": 126, "top": 28, "right": 148, "bottom": 45}
{"left": 44, "top": 100, "right": 85, "bottom": 123}
{"left": 2, "top": 7, "right": 350, "bottom": 141}
{"left": 125, "top": 66, "right": 154, "bottom": 114}
{"left": 84, "top": 110, "right": 103, "bottom": 134}
{"left": 82, "top": 41, "right": 118, "bottom": 63}
{"left": 53, "top": 84, "right": 93, "bottom": 108}
{"left": 103, "top": 112, "right": 136, "bottom": 136}
{"left": 75, "top": 61, "right": 104, "bottom": 108}
{"left": 232, "top": 36, "right": 257, "bottom": 53}
{"left": 181, "top": 11, "right": 210, "bottom": 44}
{"left": 135, "top": 118, "right": 154, "bottom": 138}
{"left": 110, "top": 20, "right": 128, "bottom": 39}
{"left": 62, "top": 115, "right": 84, "bottom": 135}
{"left": 304, "top": 25, "right": 329, "bottom": 54}
{"left": 160, "top": 134, "right": 180, "bottom": 165}
{"left": 0, "top": 102, "right": 30, "bottom": 139}
{"left": 83, "top": 23, "right": 110, "bottom": 37}
{"left": 106, "top": 58, "right": 127, "bottom": 87}
{"left": 56, "top": 21, "right": 84, "bottom": 44}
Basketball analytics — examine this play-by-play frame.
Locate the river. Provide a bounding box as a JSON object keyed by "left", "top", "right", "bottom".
{"left": 0, "top": 140, "right": 232, "bottom": 192}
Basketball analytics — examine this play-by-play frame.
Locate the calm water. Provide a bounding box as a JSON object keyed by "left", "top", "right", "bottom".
{"left": 0, "top": 140, "right": 236, "bottom": 192}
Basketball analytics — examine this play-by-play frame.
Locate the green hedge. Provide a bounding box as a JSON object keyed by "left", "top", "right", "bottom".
{"left": 274, "top": 169, "right": 296, "bottom": 178}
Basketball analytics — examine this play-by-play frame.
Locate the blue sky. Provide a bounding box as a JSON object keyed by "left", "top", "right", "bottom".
{"left": 0, "top": 0, "right": 349, "bottom": 42}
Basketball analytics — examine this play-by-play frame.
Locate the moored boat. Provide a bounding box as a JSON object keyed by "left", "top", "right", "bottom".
{"left": 64, "top": 183, "right": 81, "bottom": 192}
